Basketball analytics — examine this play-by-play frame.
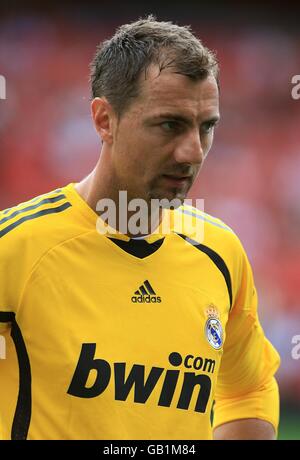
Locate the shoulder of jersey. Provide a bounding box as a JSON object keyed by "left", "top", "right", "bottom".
{"left": 173, "top": 203, "right": 239, "bottom": 247}
{"left": 0, "top": 187, "right": 84, "bottom": 252}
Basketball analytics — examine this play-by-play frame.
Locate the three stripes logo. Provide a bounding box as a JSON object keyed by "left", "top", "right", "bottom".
{"left": 131, "top": 280, "right": 161, "bottom": 303}
{"left": 0, "top": 190, "right": 71, "bottom": 239}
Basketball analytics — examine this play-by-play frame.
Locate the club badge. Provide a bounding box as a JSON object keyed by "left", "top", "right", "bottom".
{"left": 205, "top": 305, "right": 223, "bottom": 350}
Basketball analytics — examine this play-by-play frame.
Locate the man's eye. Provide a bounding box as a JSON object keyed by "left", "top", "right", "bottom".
{"left": 160, "top": 121, "right": 180, "bottom": 132}
{"left": 201, "top": 122, "right": 216, "bottom": 134}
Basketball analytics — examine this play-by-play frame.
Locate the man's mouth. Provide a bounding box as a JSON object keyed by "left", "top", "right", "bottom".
{"left": 161, "top": 174, "right": 191, "bottom": 187}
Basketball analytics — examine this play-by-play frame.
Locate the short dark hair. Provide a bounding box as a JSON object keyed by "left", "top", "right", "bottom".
{"left": 90, "top": 15, "right": 219, "bottom": 116}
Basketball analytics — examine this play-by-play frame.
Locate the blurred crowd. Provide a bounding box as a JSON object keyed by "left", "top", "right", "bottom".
{"left": 0, "top": 13, "right": 300, "bottom": 403}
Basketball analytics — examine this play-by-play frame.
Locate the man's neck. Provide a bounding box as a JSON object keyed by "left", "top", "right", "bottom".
{"left": 75, "top": 168, "right": 163, "bottom": 238}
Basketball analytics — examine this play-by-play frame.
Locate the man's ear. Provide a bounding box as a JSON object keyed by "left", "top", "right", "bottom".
{"left": 91, "top": 97, "right": 114, "bottom": 144}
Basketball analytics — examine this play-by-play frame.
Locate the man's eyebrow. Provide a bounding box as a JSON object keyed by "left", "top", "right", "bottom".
{"left": 148, "top": 113, "right": 220, "bottom": 124}
{"left": 150, "top": 113, "right": 190, "bottom": 122}
{"left": 202, "top": 115, "right": 220, "bottom": 124}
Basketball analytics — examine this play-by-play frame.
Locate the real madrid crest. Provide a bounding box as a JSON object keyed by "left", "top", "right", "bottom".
{"left": 205, "top": 304, "right": 223, "bottom": 350}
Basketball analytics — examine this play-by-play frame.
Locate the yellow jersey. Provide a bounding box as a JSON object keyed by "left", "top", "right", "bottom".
{"left": 0, "top": 183, "right": 280, "bottom": 440}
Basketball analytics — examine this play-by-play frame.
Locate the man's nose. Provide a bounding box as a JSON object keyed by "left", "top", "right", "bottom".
{"left": 173, "top": 130, "right": 204, "bottom": 165}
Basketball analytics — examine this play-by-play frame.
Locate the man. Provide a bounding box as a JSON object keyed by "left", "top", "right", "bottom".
{"left": 0, "top": 16, "right": 280, "bottom": 440}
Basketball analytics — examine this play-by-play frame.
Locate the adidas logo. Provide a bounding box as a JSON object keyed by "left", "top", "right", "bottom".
{"left": 131, "top": 280, "right": 161, "bottom": 303}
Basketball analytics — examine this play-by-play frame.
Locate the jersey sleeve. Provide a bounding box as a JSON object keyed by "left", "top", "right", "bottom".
{"left": 0, "top": 188, "right": 77, "bottom": 330}
{"left": 213, "top": 237, "right": 281, "bottom": 434}
{"left": 0, "top": 216, "right": 19, "bottom": 332}
{"left": 0, "top": 209, "right": 36, "bottom": 332}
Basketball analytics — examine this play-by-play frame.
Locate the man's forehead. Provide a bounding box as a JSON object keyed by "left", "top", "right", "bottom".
{"left": 138, "top": 66, "right": 219, "bottom": 116}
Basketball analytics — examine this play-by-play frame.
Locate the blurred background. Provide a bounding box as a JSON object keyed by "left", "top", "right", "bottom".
{"left": 0, "top": 0, "right": 299, "bottom": 439}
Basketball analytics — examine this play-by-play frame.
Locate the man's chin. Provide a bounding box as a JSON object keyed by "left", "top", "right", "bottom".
{"left": 148, "top": 189, "right": 187, "bottom": 208}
